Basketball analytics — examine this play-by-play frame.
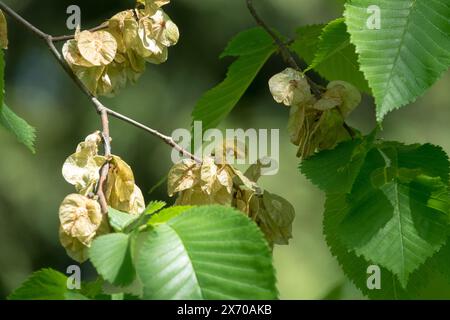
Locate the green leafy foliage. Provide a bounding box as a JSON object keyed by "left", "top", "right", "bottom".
{"left": 136, "top": 205, "right": 277, "bottom": 300}
{"left": 1, "top": 103, "right": 36, "bottom": 153}
{"left": 300, "top": 133, "right": 375, "bottom": 193}
{"left": 90, "top": 233, "right": 136, "bottom": 287}
{"left": 311, "top": 137, "right": 450, "bottom": 294}
{"left": 339, "top": 143, "right": 450, "bottom": 286}
{"left": 191, "top": 28, "right": 276, "bottom": 133}
{"left": 108, "top": 208, "right": 140, "bottom": 232}
{"left": 8, "top": 269, "right": 71, "bottom": 300}
{"left": 144, "top": 200, "right": 166, "bottom": 215}
{"left": 146, "top": 205, "right": 192, "bottom": 225}
{"left": 0, "top": 50, "right": 36, "bottom": 153}
{"left": 323, "top": 194, "right": 450, "bottom": 299}
{"left": 291, "top": 22, "right": 369, "bottom": 93}
{"left": 344, "top": 0, "right": 450, "bottom": 121}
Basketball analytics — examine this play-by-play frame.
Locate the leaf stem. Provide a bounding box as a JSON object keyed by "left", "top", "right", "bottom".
{"left": 246, "top": 0, "right": 324, "bottom": 96}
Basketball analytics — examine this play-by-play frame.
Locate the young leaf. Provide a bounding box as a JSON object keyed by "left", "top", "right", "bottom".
{"left": 90, "top": 233, "right": 136, "bottom": 287}
{"left": 1, "top": 103, "right": 36, "bottom": 153}
{"left": 8, "top": 268, "right": 69, "bottom": 300}
{"left": 0, "top": 50, "right": 36, "bottom": 153}
{"left": 338, "top": 142, "right": 450, "bottom": 287}
{"left": 291, "top": 23, "right": 369, "bottom": 93}
{"left": 191, "top": 28, "right": 276, "bottom": 133}
{"left": 220, "top": 27, "right": 275, "bottom": 57}
{"left": 144, "top": 200, "right": 166, "bottom": 215}
{"left": 108, "top": 207, "right": 140, "bottom": 232}
{"left": 136, "top": 205, "right": 277, "bottom": 300}
{"left": 146, "top": 205, "right": 192, "bottom": 225}
{"left": 300, "top": 132, "right": 375, "bottom": 193}
{"left": 344, "top": 0, "right": 450, "bottom": 122}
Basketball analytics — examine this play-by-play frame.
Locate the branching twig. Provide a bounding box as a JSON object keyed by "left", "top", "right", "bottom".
{"left": 96, "top": 110, "right": 111, "bottom": 214}
{"left": 246, "top": 0, "right": 324, "bottom": 96}
{"left": 246, "top": 0, "right": 357, "bottom": 139}
{"left": 52, "top": 23, "right": 109, "bottom": 42}
{"left": 0, "top": 1, "right": 202, "bottom": 164}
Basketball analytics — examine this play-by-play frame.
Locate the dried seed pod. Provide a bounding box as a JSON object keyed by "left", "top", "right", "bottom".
{"left": 59, "top": 226, "right": 89, "bottom": 263}
{"left": 62, "top": 1, "right": 178, "bottom": 97}
{"left": 167, "top": 158, "right": 200, "bottom": 197}
{"left": 169, "top": 157, "right": 234, "bottom": 206}
{"left": 0, "top": 10, "right": 7, "bottom": 49}
{"left": 105, "top": 155, "right": 140, "bottom": 213}
{"left": 137, "top": 0, "right": 171, "bottom": 8}
{"left": 129, "top": 184, "right": 146, "bottom": 215}
{"left": 232, "top": 179, "right": 295, "bottom": 246}
{"left": 59, "top": 202, "right": 111, "bottom": 263}
{"left": 213, "top": 138, "right": 247, "bottom": 165}
{"left": 63, "top": 39, "right": 94, "bottom": 67}
{"left": 77, "top": 30, "right": 118, "bottom": 66}
{"left": 315, "top": 109, "right": 348, "bottom": 150}
{"left": 287, "top": 103, "right": 307, "bottom": 145}
{"left": 260, "top": 191, "right": 295, "bottom": 245}
{"left": 59, "top": 194, "right": 103, "bottom": 246}
{"left": 147, "top": 10, "right": 179, "bottom": 47}
{"left": 168, "top": 157, "right": 296, "bottom": 246}
{"left": 269, "top": 68, "right": 312, "bottom": 107}
{"left": 325, "top": 81, "right": 361, "bottom": 117}
{"left": 62, "top": 132, "right": 106, "bottom": 195}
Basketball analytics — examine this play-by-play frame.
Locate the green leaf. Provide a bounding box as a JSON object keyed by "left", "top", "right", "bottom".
{"left": 147, "top": 205, "right": 192, "bottom": 225}
{"left": 344, "top": 0, "right": 450, "bottom": 121}
{"left": 324, "top": 194, "right": 409, "bottom": 299}
{"left": 1, "top": 103, "right": 36, "bottom": 153}
{"left": 338, "top": 142, "right": 450, "bottom": 287}
{"left": 108, "top": 208, "right": 139, "bottom": 232}
{"left": 220, "top": 27, "right": 275, "bottom": 57}
{"left": 291, "top": 22, "right": 370, "bottom": 93}
{"left": 0, "top": 51, "right": 36, "bottom": 153}
{"left": 300, "top": 132, "right": 375, "bottom": 193}
{"left": 325, "top": 194, "right": 450, "bottom": 299}
{"left": 192, "top": 28, "right": 276, "bottom": 133}
{"left": 90, "top": 233, "right": 136, "bottom": 287}
{"left": 8, "top": 268, "right": 69, "bottom": 300}
{"left": 144, "top": 200, "right": 166, "bottom": 215}
{"left": 64, "top": 291, "right": 89, "bottom": 300}
{"left": 80, "top": 277, "right": 110, "bottom": 300}
{"left": 136, "top": 205, "right": 277, "bottom": 300}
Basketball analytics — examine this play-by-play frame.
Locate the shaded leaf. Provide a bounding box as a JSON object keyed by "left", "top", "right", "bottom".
{"left": 339, "top": 142, "right": 450, "bottom": 287}
{"left": 90, "top": 233, "right": 136, "bottom": 287}
{"left": 192, "top": 28, "right": 276, "bottom": 133}
{"left": 344, "top": 0, "right": 450, "bottom": 121}
{"left": 291, "top": 23, "right": 369, "bottom": 93}
{"left": 0, "top": 103, "right": 36, "bottom": 153}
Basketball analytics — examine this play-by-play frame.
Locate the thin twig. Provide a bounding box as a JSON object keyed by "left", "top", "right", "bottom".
{"left": 52, "top": 23, "right": 109, "bottom": 42}
{"left": 246, "top": 0, "right": 324, "bottom": 96}
{"left": 96, "top": 110, "right": 111, "bottom": 214}
{"left": 0, "top": 1, "right": 201, "bottom": 164}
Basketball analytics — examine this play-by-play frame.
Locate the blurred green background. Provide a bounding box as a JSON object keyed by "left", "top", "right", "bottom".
{"left": 0, "top": 0, "right": 449, "bottom": 299}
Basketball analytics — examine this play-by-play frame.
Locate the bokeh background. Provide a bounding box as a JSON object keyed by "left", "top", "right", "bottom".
{"left": 0, "top": 0, "right": 449, "bottom": 299}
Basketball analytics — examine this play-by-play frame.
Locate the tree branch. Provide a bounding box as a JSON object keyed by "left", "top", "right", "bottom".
{"left": 52, "top": 24, "right": 109, "bottom": 42}
{"left": 0, "top": 1, "right": 202, "bottom": 164}
{"left": 246, "top": 0, "right": 324, "bottom": 97}
{"left": 246, "top": 0, "right": 357, "bottom": 139}
{"left": 96, "top": 110, "right": 111, "bottom": 214}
